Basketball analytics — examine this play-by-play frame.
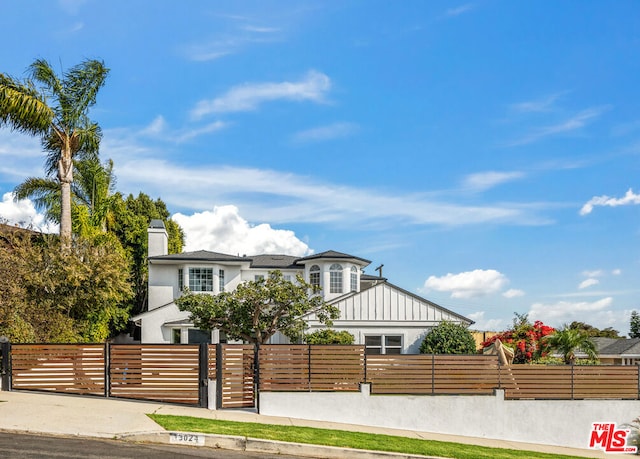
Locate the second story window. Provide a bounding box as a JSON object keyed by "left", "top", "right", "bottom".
{"left": 329, "top": 263, "right": 343, "bottom": 294}
{"left": 219, "top": 269, "right": 225, "bottom": 292}
{"left": 309, "top": 265, "right": 320, "bottom": 288}
{"left": 350, "top": 266, "right": 358, "bottom": 292}
{"left": 189, "top": 267, "right": 213, "bottom": 292}
{"left": 178, "top": 268, "right": 184, "bottom": 291}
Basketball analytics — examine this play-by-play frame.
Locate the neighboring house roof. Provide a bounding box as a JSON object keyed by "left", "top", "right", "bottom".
{"left": 149, "top": 250, "right": 248, "bottom": 262}
{"left": 297, "top": 250, "right": 371, "bottom": 265}
{"left": 248, "top": 254, "right": 301, "bottom": 269}
{"left": 593, "top": 337, "right": 640, "bottom": 357}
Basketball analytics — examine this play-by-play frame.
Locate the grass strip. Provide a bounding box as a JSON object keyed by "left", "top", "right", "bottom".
{"left": 148, "top": 414, "right": 587, "bottom": 459}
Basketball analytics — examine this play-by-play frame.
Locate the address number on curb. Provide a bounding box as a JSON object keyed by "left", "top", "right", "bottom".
{"left": 169, "top": 432, "right": 205, "bottom": 446}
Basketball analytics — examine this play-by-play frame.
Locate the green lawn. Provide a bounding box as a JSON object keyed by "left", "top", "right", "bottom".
{"left": 148, "top": 414, "right": 588, "bottom": 459}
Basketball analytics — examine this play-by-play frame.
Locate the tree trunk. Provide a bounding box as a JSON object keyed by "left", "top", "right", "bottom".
{"left": 58, "top": 149, "right": 73, "bottom": 250}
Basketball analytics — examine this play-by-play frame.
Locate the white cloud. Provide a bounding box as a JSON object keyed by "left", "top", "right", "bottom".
{"left": 510, "top": 93, "right": 565, "bottom": 113}
{"left": 467, "top": 311, "right": 506, "bottom": 331}
{"left": 580, "top": 188, "right": 640, "bottom": 216}
{"left": 423, "top": 269, "right": 509, "bottom": 299}
{"left": 445, "top": 4, "right": 474, "bottom": 17}
{"left": 191, "top": 70, "right": 331, "bottom": 118}
{"left": 0, "top": 193, "right": 58, "bottom": 233}
{"left": 582, "top": 269, "right": 604, "bottom": 278}
{"left": 291, "top": 122, "right": 358, "bottom": 144}
{"left": 105, "top": 154, "right": 549, "bottom": 229}
{"left": 612, "top": 269, "right": 622, "bottom": 276}
{"left": 462, "top": 171, "right": 525, "bottom": 192}
{"left": 528, "top": 297, "right": 614, "bottom": 328}
{"left": 507, "top": 106, "right": 608, "bottom": 146}
{"left": 138, "top": 116, "right": 228, "bottom": 143}
{"left": 578, "top": 278, "right": 599, "bottom": 289}
{"left": 503, "top": 289, "right": 525, "bottom": 298}
{"left": 172, "top": 205, "right": 312, "bottom": 256}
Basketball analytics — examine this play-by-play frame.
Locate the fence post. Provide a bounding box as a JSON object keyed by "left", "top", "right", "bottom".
{"left": 570, "top": 362, "right": 575, "bottom": 400}
{"left": 0, "top": 338, "right": 10, "bottom": 392}
{"left": 431, "top": 353, "right": 435, "bottom": 395}
{"left": 308, "top": 344, "right": 312, "bottom": 392}
{"left": 637, "top": 364, "right": 639, "bottom": 400}
{"left": 104, "top": 342, "right": 110, "bottom": 398}
{"left": 497, "top": 359, "right": 502, "bottom": 390}
{"left": 198, "top": 343, "right": 208, "bottom": 408}
{"left": 254, "top": 343, "right": 260, "bottom": 414}
{"left": 216, "top": 344, "right": 223, "bottom": 409}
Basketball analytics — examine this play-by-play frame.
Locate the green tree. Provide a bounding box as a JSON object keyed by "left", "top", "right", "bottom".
{"left": 568, "top": 321, "right": 619, "bottom": 338}
{"left": 0, "top": 229, "right": 132, "bottom": 342}
{"left": 304, "top": 329, "right": 355, "bottom": 345}
{"left": 420, "top": 321, "right": 476, "bottom": 354}
{"left": 176, "top": 271, "right": 339, "bottom": 344}
{"left": 630, "top": 311, "right": 640, "bottom": 339}
{"left": 544, "top": 325, "right": 598, "bottom": 364}
{"left": 110, "top": 192, "right": 184, "bottom": 315}
{"left": 0, "top": 58, "right": 109, "bottom": 248}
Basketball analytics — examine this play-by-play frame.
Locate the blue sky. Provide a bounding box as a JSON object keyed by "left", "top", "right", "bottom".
{"left": 1, "top": 1, "right": 640, "bottom": 335}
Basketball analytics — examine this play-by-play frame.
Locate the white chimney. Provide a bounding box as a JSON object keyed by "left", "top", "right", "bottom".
{"left": 148, "top": 219, "right": 168, "bottom": 257}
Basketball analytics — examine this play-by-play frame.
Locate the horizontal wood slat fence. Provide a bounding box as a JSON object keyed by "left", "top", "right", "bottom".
{"left": 1, "top": 343, "right": 639, "bottom": 408}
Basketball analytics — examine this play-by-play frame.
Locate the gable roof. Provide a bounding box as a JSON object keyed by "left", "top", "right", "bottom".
{"left": 305, "top": 280, "right": 473, "bottom": 325}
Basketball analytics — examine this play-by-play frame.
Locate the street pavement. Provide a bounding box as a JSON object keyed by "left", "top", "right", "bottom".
{"left": 0, "top": 390, "right": 608, "bottom": 458}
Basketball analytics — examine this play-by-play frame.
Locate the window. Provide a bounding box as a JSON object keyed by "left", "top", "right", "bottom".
{"left": 283, "top": 274, "right": 292, "bottom": 282}
{"left": 172, "top": 328, "right": 182, "bottom": 344}
{"left": 350, "top": 266, "right": 358, "bottom": 292}
{"left": 255, "top": 274, "right": 264, "bottom": 281}
{"left": 365, "top": 335, "right": 403, "bottom": 355}
{"left": 219, "top": 269, "right": 225, "bottom": 292}
{"left": 329, "top": 263, "right": 343, "bottom": 294}
{"left": 188, "top": 329, "right": 211, "bottom": 344}
{"left": 178, "top": 268, "right": 184, "bottom": 291}
{"left": 309, "top": 265, "right": 320, "bottom": 288}
{"left": 189, "top": 268, "right": 213, "bottom": 292}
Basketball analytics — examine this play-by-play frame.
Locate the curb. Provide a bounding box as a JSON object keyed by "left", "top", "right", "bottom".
{"left": 118, "top": 431, "right": 447, "bottom": 459}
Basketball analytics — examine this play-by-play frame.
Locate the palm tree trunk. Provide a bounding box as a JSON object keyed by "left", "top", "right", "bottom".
{"left": 58, "top": 151, "right": 73, "bottom": 249}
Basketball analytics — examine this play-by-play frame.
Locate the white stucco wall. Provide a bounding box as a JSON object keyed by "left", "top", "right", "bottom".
{"left": 260, "top": 389, "right": 640, "bottom": 451}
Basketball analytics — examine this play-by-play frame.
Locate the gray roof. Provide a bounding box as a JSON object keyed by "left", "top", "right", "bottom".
{"left": 593, "top": 337, "right": 640, "bottom": 356}
{"left": 297, "top": 250, "right": 371, "bottom": 265}
{"left": 248, "top": 254, "right": 300, "bottom": 269}
{"left": 149, "top": 250, "right": 248, "bottom": 262}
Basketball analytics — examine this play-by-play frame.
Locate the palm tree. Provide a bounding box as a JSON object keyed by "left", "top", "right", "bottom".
{"left": 545, "top": 326, "right": 598, "bottom": 364}
{"left": 13, "top": 157, "right": 117, "bottom": 237}
{"left": 0, "top": 59, "right": 109, "bottom": 248}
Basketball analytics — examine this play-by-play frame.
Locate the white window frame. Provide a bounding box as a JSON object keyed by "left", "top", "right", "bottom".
{"left": 219, "top": 269, "right": 225, "bottom": 292}
{"left": 189, "top": 267, "right": 213, "bottom": 292}
{"left": 309, "top": 265, "right": 320, "bottom": 288}
{"left": 329, "top": 263, "right": 343, "bottom": 294}
{"left": 350, "top": 266, "right": 358, "bottom": 292}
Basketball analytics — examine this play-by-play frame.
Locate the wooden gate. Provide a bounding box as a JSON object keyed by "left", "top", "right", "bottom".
{"left": 109, "top": 344, "right": 201, "bottom": 405}
{"left": 11, "top": 344, "right": 106, "bottom": 395}
{"left": 218, "top": 344, "right": 255, "bottom": 409}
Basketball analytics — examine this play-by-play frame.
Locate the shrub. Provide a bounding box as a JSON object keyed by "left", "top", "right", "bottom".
{"left": 420, "top": 321, "right": 476, "bottom": 354}
{"left": 304, "top": 329, "right": 355, "bottom": 345}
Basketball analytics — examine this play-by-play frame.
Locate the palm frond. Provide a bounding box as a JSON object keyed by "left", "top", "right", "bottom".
{"left": 62, "top": 59, "right": 109, "bottom": 125}
{"left": 0, "top": 73, "right": 53, "bottom": 135}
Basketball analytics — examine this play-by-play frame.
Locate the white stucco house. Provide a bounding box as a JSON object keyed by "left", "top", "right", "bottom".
{"left": 132, "top": 220, "right": 473, "bottom": 354}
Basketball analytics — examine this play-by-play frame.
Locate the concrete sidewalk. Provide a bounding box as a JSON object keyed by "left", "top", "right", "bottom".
{"left": 0, "top": 390, "right": 608, "bottom": 458}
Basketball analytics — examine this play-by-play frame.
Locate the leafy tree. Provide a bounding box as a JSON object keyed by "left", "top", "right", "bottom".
{"left": 567, "top": 321, "right": 619, "bottom": 338}
{"left": 481, "top": 313, "right": 555, "bottom": 363}
{"left": 176, "top": 271, "right": 339, "bottom": 344}
{"left": 420, "top": 321, "right": 476, "bottom": 354}
{"left": 110, "top": 192, "right": 184, "bottom": 315}
{"left": 304, "top": 329, "right": 355, "bottom": 345}
{"left": 0, "top": 229, "right": 132, "bottom": 342}
{"left": 0, "top": 58, "right": 109, "bottom": 248}
{"left": 544, "top": 325, "right": 598, "bottom": 364}
{"left": 630, "top": 311, "right": 640, "bottom": 339}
